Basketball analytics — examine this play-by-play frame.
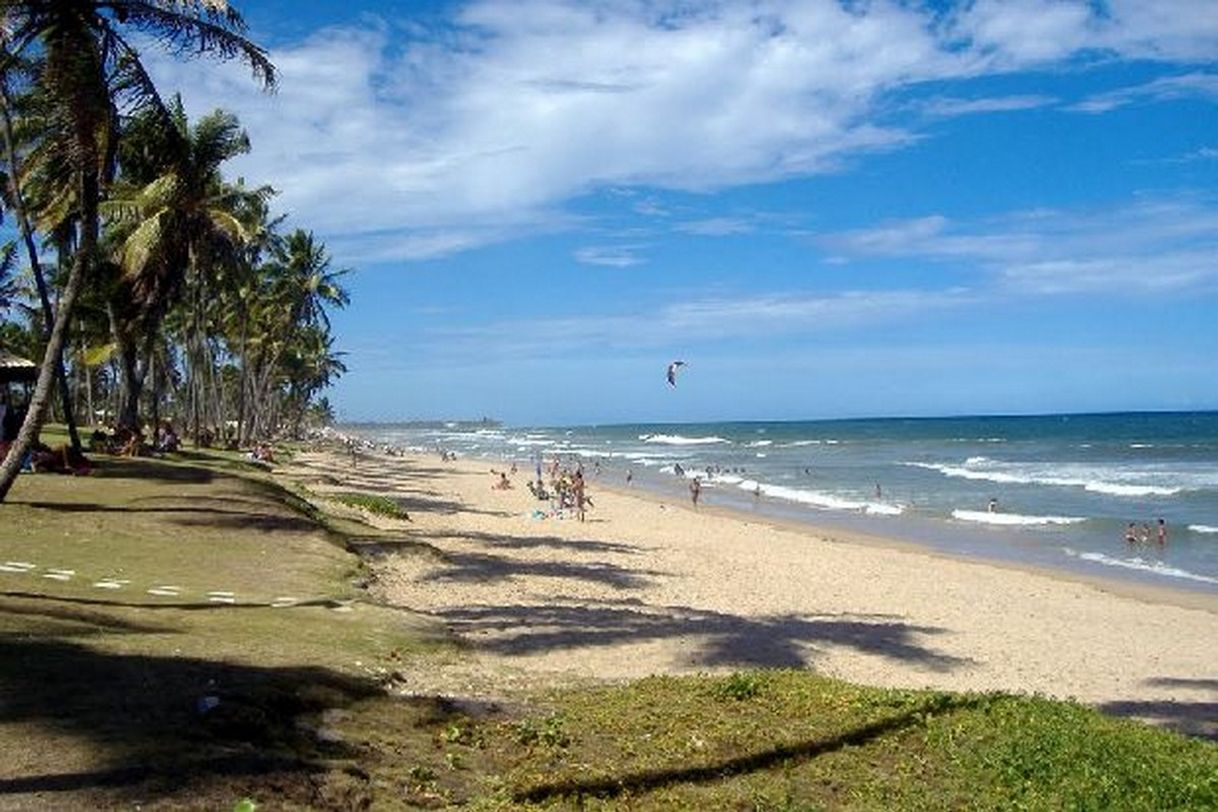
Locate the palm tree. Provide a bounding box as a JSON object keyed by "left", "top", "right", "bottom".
{"left": 0, "top": 240, "right": 21, "bottom": 312}
{"left": 0, "top": 1, "right": 273, "bottom": 501}
{"left": 243, "top": 229, "right": 348, "bottom": 440}
{"left": 104, "top": 97, "right": 271, "bottom": 431}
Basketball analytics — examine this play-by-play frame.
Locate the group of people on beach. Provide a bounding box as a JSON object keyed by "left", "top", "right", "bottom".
{"left": 492, "top": 455, "right": 593, "bottom": 522}
{"left": 1125, "top": 519, "right": 1167, "bottom": 546}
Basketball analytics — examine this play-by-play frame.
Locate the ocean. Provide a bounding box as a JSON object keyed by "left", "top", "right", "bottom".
{"left": 341, "top": 412, "right": 1218, "bottom": 594}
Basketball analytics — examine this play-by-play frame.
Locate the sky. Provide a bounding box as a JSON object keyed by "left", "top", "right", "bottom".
{"left": 145, "top": 0, "right": 1217, "bottom": 426}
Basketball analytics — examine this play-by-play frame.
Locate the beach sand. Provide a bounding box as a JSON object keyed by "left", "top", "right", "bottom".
{"left": 283, "top": 448, "right": 1218, "bottom": 736}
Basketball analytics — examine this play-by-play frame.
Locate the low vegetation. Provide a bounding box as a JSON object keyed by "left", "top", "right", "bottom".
{"left": 329, "top": 491, "right": 412, "bottom": 521}
{"left": 1, "top": 449, "right": 1215, "bottom": 810}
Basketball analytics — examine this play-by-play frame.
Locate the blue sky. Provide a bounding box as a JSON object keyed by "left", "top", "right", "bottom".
{"left": 149, "top": 0, "right": 1218, "bottom": 425}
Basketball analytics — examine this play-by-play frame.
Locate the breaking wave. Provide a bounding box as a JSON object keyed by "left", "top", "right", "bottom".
{"left": 1064, "top": 549, "right": 1218, "bottom": 585}
{"left": 640, "top": 434, "right": 730, "bottom": 446}
{"left": 952, "top": 510, "right": 1085, "bottom": 526}
{"left": 908, "top": 462, "right": 1185, "bottom": 497}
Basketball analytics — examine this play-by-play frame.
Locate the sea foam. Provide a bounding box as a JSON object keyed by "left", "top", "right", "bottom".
{"left": 1189, "top": 524, "right": 1218, "bottom": 534}
{"left": 640, "top": 434, "right": 730, "bottom": 446}
{"left": 909, "top": 462, "right": 1183, "bottom": 497}
{"left": 1064, "top": 549, "right": 1218, "bottom": 585}
{"left": 740, "top": 481, "right": 903, "bottom": 515}
{"left": 952, "top": 509, "right": 1085, "bottom": 526}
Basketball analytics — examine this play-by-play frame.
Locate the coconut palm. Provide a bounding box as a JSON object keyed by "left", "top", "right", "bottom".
{"left": 104, "top": 97, "right": 271, "bottom": 430}
{"left": 0, "top": 0, "right": 273, "bottom": 501}
{"left": 0, "top": 56, "right": 87, "bottom": 450}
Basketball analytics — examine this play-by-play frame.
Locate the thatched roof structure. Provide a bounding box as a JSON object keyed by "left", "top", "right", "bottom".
{"left": 0, "top": 349, "right": 37, "bottom": 384}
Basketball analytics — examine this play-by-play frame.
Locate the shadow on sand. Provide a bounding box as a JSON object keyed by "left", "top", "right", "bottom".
{"left": 1099, "top": 676, "right": 1218, "bottom": 740}
{"left": 432, "top": 599, "right": 969, "bottom": 672}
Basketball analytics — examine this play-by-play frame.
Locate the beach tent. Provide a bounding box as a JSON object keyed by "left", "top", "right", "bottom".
{"left": 0, "top": 349, "right": 36, "bottom": 385}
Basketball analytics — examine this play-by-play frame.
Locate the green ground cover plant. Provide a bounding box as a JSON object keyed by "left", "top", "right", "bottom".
{"left": 329, "top": 491, "right": 412, "bottom": 521}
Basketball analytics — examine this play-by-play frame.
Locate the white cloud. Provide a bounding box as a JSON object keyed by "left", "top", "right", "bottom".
{"left": 921, "top": 94, "right": 1056, "bottom": 117}
{"left": 408, "top": 287, "right": 976, "bottom": 364}
{"left": 146, "top": 1, "right": 1218, "bottom": 263}
{"left": 820, "top": 197, "right": 1218, "bottom": 295}
{"left": 574, "top": 245, "right": 647, "bottom": 267}
{"left": 674, "top": 217, "right": 755, "bottom": 236}
{"left": 1070, "top": 72, "right": 1218, "bottom": 113}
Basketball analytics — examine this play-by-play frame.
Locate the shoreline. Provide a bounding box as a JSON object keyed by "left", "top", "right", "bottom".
{"left": 282, "top": 443, "right": 1218, "bottom": 736}
{"left": 594, "top": 476, "right": 1218, "bottom": 616}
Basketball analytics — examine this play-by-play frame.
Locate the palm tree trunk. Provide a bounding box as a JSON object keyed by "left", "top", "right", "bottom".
{"left": 0, "top": 78, "right": 82, "bottom": 453}
{"left": 0, "top": 172, "right": 96, "bottom": 502}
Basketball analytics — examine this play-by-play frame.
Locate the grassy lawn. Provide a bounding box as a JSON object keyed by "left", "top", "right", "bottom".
{"left": 1, "top": 444, "right": 1215, "bottom": 810}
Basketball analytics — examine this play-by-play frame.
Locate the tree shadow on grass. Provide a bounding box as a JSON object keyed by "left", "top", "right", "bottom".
{"left": 1, "top": 590, "right": 355, "bottom": 613}
{"left": 0, "top": 634, "right": 380, "bottom": 804}
{"left": 89, "top": 458, "right": 215, "bottom": 484}
{"left": 170, "top": 512, "right": 321, "bottom": 534}
{"left": 433, "top": 600, "right": 968, "bottom": 672}
{"left": 0, "top": 595, "right": 173, "bottom": 635}
{"left": 514, "top": 692, "right": 975, "bottom": 803}
{"left": 1099, "top": 676, "right": 1218, "bottom": 740}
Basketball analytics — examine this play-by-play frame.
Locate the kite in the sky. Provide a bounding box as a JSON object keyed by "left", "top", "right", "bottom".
{"left": 666, "top": 360, "right": 686, "bottom": 387}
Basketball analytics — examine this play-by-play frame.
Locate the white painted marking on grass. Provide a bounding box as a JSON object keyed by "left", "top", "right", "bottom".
{"left": 270, "top": 597, "right": 298, "bottom": 608}
{"left": 46, "top": 568, "right": 75, "bottom": 576}
{"left": 2, "top": 561, "right": 36, "bottom": 571}
{"left": 43, "top": 573, "right": 71, "bottom": 581}
{"left": 93, "top": 581, "right": 123, "bottom": 589}
{"left": 207, "top": 596, "right": 236, "bottom": 604}
{"left": 206, "top": 591, "right": 235, "bottom": 598}
{"left": 147, "top": 586, "right": 181, "bottom": 597}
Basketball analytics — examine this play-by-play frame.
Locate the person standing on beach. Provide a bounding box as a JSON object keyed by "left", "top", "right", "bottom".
{"left": 573, "top": 470, "right": 588, "bottom": 522}
{"left": 1157, "top": 518, "right": 1167, "bottom": 546}
{"left": 690, "top": 476, "right": 702, "bottom": 508}
{"left": 625, "top": 469, "right": 633, "bottom": 486}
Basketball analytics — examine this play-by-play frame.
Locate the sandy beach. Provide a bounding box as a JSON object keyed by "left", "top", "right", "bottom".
{"left": 285, "top": 447, "right": 1218, "bottom": 736}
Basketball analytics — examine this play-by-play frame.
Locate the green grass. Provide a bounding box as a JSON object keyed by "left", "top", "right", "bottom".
{"left": 328, "top": 490, "right": 412, "bottom": 521}
{"left": 2, "top": 440, "right": 1216, "bottom": 810}
{"left": 330, "top": 672, "right": 1218, "bottom": 810}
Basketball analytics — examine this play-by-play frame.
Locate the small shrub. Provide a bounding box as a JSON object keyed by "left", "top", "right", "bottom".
{"left": 332, "top": 492, "right": 409, "bottom": 520}
{"left": 716, "top": 672, "right": 763, "bottom": 701}
{"left": 510, "top": 714, "right": 570, "bottom": 748}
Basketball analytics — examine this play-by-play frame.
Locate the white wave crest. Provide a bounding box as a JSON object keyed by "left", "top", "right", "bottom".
{"left": 1189, "top": 524, "right": 1218, "bottom": 534}
{"left": 1064, "top": 549, "right": 1218, "bottom": 585}
{"left": 952, "top": 509, "right": 1085, "bottom": 526}
{"left": 738, "top": 481, "right": 903, "bottom": 515}
{"left": 747, "top": 440, "right": 773, "bottom": 447}
{"left": 782, "top": 440, "right": 822, "bottom": 447}
{"left": 640, "top": 434, "right": 730, "bottom": 446}
{"left": 908, "top": 462, "right": 1183, "bottom": 497}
